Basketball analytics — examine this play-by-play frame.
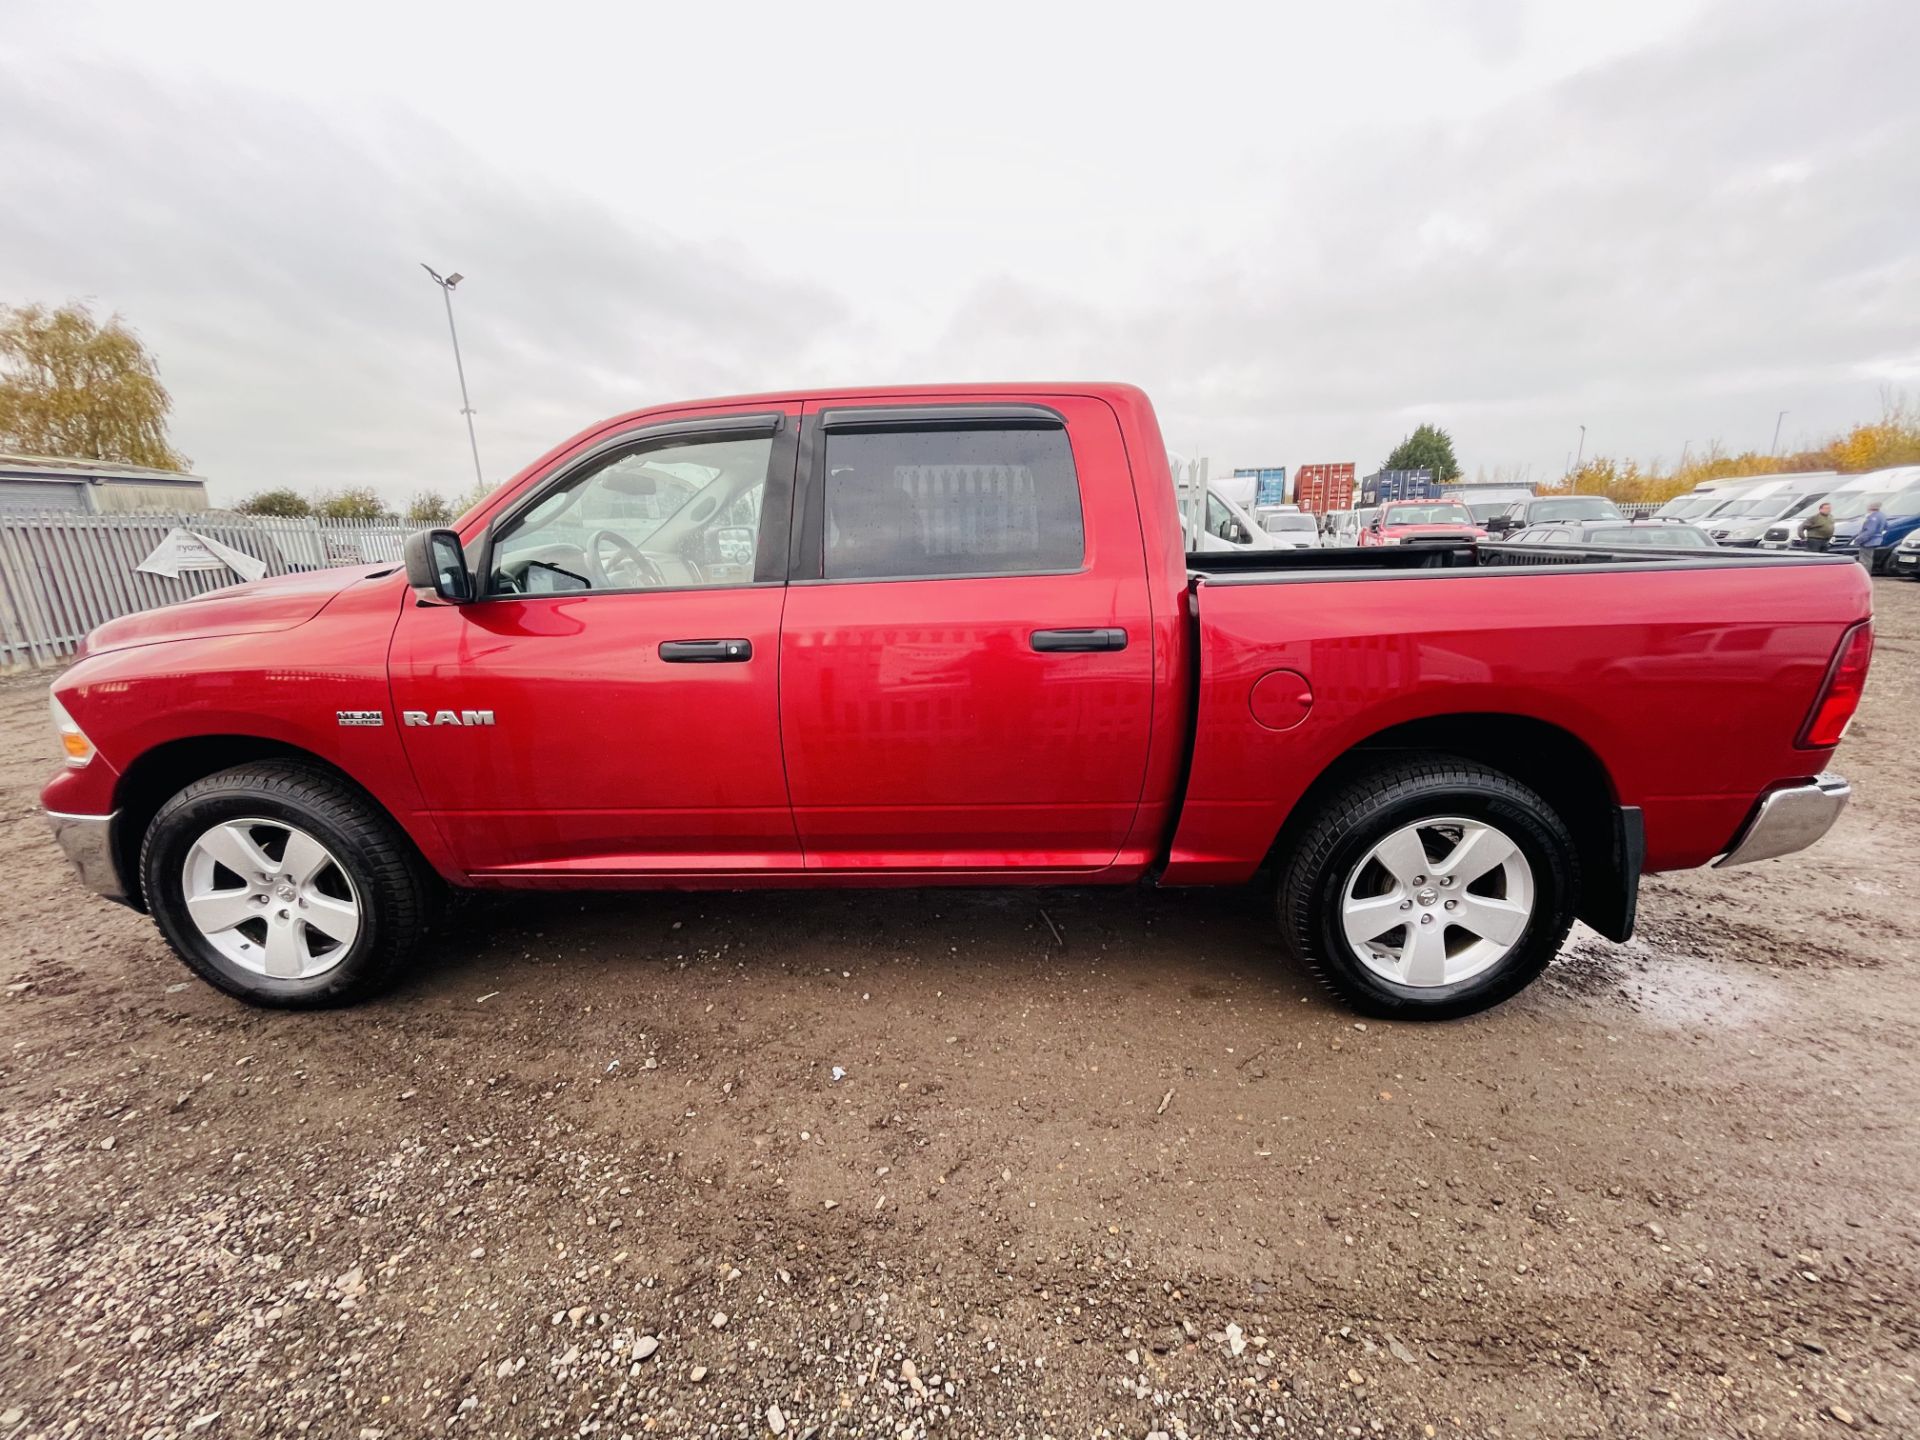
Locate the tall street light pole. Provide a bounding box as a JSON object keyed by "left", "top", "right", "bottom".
{"left": 420, "top": 264, "right": 484, "bottom": 490}
{"left": 1773, "top": 410, "right": 1787, "bottom": 456}
{"left": 1575, "top": 424, "right": 1587, "bottom": 470}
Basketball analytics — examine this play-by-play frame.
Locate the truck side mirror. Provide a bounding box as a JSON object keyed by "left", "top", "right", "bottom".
{"left": 404, "top": 528, "right": 475, "bottom": 603}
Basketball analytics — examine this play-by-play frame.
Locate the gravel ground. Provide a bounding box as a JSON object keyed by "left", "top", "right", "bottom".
{"left": 2, "top": 577, "right": 1916, "bottom": 1440}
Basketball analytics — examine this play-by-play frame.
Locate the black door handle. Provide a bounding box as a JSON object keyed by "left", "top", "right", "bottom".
{"left": 659, "top": 639, "right": 753, "bottom": 663}
{"left": 1030, "top": 627, "right": 1128, "bottom": 653}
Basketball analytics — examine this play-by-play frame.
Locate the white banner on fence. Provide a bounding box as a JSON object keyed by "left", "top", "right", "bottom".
{"left": 136, "top": 528, "right": 269, "bottom": 584}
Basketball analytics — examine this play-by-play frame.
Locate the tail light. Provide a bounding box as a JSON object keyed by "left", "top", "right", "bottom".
{"left": 1798, "top": 621, "right": 1874, "bottom": 748}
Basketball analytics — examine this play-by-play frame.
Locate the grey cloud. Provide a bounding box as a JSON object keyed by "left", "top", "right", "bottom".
{"left": 3, "top": 0, "right": 1915, "bottom": 497}
{"left": 889, "top": 0, "right": 1919, "bottom": 475}
{"left": 0, "top": 61, "right": 846, "bottom": 500}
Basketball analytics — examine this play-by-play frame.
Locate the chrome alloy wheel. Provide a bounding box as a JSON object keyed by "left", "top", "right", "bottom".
{"left": 181, "top": 817, "right": 361, "bottom": 979}
{"left": 1340, "top": 816, "right": 1535, "bottom": 987}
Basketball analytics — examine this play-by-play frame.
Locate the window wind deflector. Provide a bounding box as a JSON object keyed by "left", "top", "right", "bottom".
{"left": 819, "top": 404, "right": 1066, "bottom": 432}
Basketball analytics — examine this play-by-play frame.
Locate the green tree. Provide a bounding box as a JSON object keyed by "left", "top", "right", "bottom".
{"left": 236, "top": 486, "right": 311, "bottom": 517}
{"left": 405, "top": 490, "right": 453, "bottom": 524}
{"left": 314, "top": 486, "right": 388, "bottom": 521}
{"left": 452, "top": 478, "right": 496, "bottom": 517}
{"left": 0, "top": 302, "right": 190, "bottom": 470}
{"left": 1383, "top": 423, "right": 1461, "bottom": 482}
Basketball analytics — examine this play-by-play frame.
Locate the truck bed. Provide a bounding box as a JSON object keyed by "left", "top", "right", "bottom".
{"left": 1187, "top": 541, "right": 1852, "bottom": 582}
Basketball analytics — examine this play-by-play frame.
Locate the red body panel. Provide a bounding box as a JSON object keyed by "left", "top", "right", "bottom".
{"left": 779, "top": 393, "right": 1153, "bottom": 872}
{"left": 1160, "top": 562, "right": 1870, "bottom": 883}
{"left": 41, "top": 381, "right": 1873, "bottom": 903}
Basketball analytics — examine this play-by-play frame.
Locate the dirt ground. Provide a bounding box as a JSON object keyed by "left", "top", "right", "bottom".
{"left": 2, "top": 580, "right": 1916, "bottom": 1440}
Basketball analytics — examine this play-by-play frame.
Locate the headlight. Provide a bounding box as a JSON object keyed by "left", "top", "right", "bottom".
{"left": 49, "top": 693, "right": 95, "bottom": 767}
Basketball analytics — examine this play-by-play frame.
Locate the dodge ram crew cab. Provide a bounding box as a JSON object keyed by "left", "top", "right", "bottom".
{"left": 41, "top": 384, "right": 1876, "bottom": 1019}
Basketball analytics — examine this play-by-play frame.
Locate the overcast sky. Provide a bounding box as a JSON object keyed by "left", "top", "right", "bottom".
{"left": 3, "top": 0, "right": 1916, "bottom": 504}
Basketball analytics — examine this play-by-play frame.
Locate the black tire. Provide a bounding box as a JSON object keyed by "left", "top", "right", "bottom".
{"left": 140, "top": 762, "right": 434, "bottom": 1008}
{"left": 1278, "top": 755, "right": 1578, "bottom": 1020}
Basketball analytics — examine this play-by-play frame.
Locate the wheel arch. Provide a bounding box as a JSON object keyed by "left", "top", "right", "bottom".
{"left": 1267, "top": 712, "right": 1640, "bottom": 942}
{"left": 111, "top": 736, "right": 446, "bottom": 911}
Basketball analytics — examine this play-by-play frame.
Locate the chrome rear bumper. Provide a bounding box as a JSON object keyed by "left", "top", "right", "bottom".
{"left": 44, "top": 809, "right": 128, "bottom": 902}
{"left": 1715, "top": 774, "right": 1850, "bottom": 867}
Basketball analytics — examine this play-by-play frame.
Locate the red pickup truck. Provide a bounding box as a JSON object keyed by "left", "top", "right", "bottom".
{"left": 42, "top": 384, "right": 1874, "bottom": 1018}
{"left": 1358, "top": 499, "right": 1488, "bottom": 546}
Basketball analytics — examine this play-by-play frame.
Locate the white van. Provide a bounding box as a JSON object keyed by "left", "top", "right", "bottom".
{"left": 1651, "top": 470, "right": 1827, "bottom": 526}
{"left": 1180, "top": 485, "right": 1288, "bottom": 553}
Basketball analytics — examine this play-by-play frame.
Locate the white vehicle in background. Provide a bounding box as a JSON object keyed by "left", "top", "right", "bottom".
{"left": 1441, "top": 485, "right": 1534, "bottom": 527}
{"left": 1325, "top": 507, "right": 1376, "bottom": 547}
{"left": 1708, "top": 476, "right": 1836, "bottom": 547}
{"left": 1255, "top": 508, "right": 1323, "bottom": 548}
{"left": 1179, "top": 485, "right": 1290, "bottom": 553}
{"left": 1651, "top": 474, "right": 1827, "bottom": 529}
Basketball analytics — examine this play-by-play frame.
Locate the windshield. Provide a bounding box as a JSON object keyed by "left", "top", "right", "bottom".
{"left": 1828, "top": 490, "right": 1891, "bottom": 520}
{"left": 1888, "top": 487, "right": 1920, "bottom": 519}
{"left": 1532, "top": 496, "right": 1623, "bottom": 521}
{"left": 1705, "top": 497, "right": 1776, "bottom": 519}
{"left": 1383, "top": 503, "right": 1474, "bottom": 525}
{"left": 1655, "top": 495, "right": 1719, "bottom": 518}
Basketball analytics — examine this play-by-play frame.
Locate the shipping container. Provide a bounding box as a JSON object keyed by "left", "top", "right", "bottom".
{"left": 1231, "top": 466, "right": 1290, "bottom": 510}
{"left": 1293, "top": 463, "right": 1357, "bottom": 515}
{"left": 1359, "top": 468, "right": 1439, "bottom": 507}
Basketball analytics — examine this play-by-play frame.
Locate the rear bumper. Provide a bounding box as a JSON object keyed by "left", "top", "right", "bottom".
{"left": 1715, "top": 775, "right": 1850, "bottom": 867}
{"left": 44, "top": 810, "right": 129, "bottom": 903}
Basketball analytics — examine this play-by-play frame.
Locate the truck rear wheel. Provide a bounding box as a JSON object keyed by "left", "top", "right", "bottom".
{"left": 1278, "top": 756, "right": 1578, "bottom": 1019}
{"left": 140, "top": 762, "right": 433, "bottom": 1008}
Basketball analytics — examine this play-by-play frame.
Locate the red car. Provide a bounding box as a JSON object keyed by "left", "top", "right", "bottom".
{"left": 43, "top": 384, "right": 1873, "bottom": 1019}
{"left": 1358, "top": 499, "right": 1488, "bottom": 546}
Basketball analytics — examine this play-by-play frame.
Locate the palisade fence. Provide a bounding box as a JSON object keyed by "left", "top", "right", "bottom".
{"left": 0, "top": 511, "right": 423, "bottom": 671}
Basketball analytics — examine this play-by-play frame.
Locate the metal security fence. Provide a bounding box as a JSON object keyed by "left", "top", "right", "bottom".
{"left": 0, "top": 511, "right": 421, "bottom": 670}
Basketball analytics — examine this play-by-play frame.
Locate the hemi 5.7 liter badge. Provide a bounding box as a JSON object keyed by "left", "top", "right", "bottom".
{"left": 336, "top": 710, "right": 385, "bottom": 727}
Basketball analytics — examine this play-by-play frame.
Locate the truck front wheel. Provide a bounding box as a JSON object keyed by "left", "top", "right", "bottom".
{"left": 1279, "top": 756, "right": 1579, "bottom": 1019}
{"left": 140, "top": 762, "right": 433, "bottom": 1008}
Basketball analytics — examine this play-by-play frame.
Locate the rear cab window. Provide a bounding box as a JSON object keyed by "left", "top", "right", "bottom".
{"left": 821, "top": 422, "right": 1085, "bottom": 580}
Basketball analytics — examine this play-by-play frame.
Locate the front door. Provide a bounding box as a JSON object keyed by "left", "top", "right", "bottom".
{"left": 391, "top": 407, "right": 801, "bottom": 877}
{"left": 777, "top": 395, "right": 1155, "bottom": 873}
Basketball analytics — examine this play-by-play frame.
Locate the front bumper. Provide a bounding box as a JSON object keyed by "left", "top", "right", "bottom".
{"left": 1892, "top": 547, "right": 1919, "bottom": 575}
{"left": 1715, "top": 775, "right": 1850, "bottom": 867}
{"left": 44, "top": 810, "right": 128, "bottom": 902}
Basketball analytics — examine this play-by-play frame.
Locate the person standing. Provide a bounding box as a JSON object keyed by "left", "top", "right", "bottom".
{"left": 1798, "top": 501, "right": 1836, "bottom": 552}
{"left": 1855, "top": 500, "right": 1890, "bottom": 569}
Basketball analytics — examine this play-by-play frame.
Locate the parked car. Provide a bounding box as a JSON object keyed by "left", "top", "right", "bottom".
{"left": 1892, "top": 527, "right": 1920, "bottom": 579}
{"left": 1357, "top": 499, "right": 1485, "bottom": 546}
{"left": 1484, "top": 495, "right": 1625, "bottom": 534}
{"left": 1507, "top": 520, "right": 1717, "bottom": 549}
{"left": 1325, "top": 507, "right": 1376, "bottom": 546}
{"left": 1650, "top": 474, "right": 1819, "bottom": 527}
{"left": 1257, "top": 509, "right": 1322, "bottom": 547}
{"left": 1831, "top": 484, "right": 1920, "bottom": 571}
{"left": 1706, "top": 486, "right": 1833, "bottom": 547}
{"left": 42, "top": 383, "right": 1873, "bottom": 1022}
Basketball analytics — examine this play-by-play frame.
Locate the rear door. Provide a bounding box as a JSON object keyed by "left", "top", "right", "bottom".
{"left": 776, "top": 396, "right": 1155, "bottom": 873}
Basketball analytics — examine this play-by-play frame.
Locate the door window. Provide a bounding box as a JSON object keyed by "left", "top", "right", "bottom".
{"left": 822, "top": 425, "right": 1083, "bottom": 580}
{"left": 489, "top": 433, "right": 774, "bottom": 594}
{"left": 1206, "top": 493, "right": 1251, "bottom": 545}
